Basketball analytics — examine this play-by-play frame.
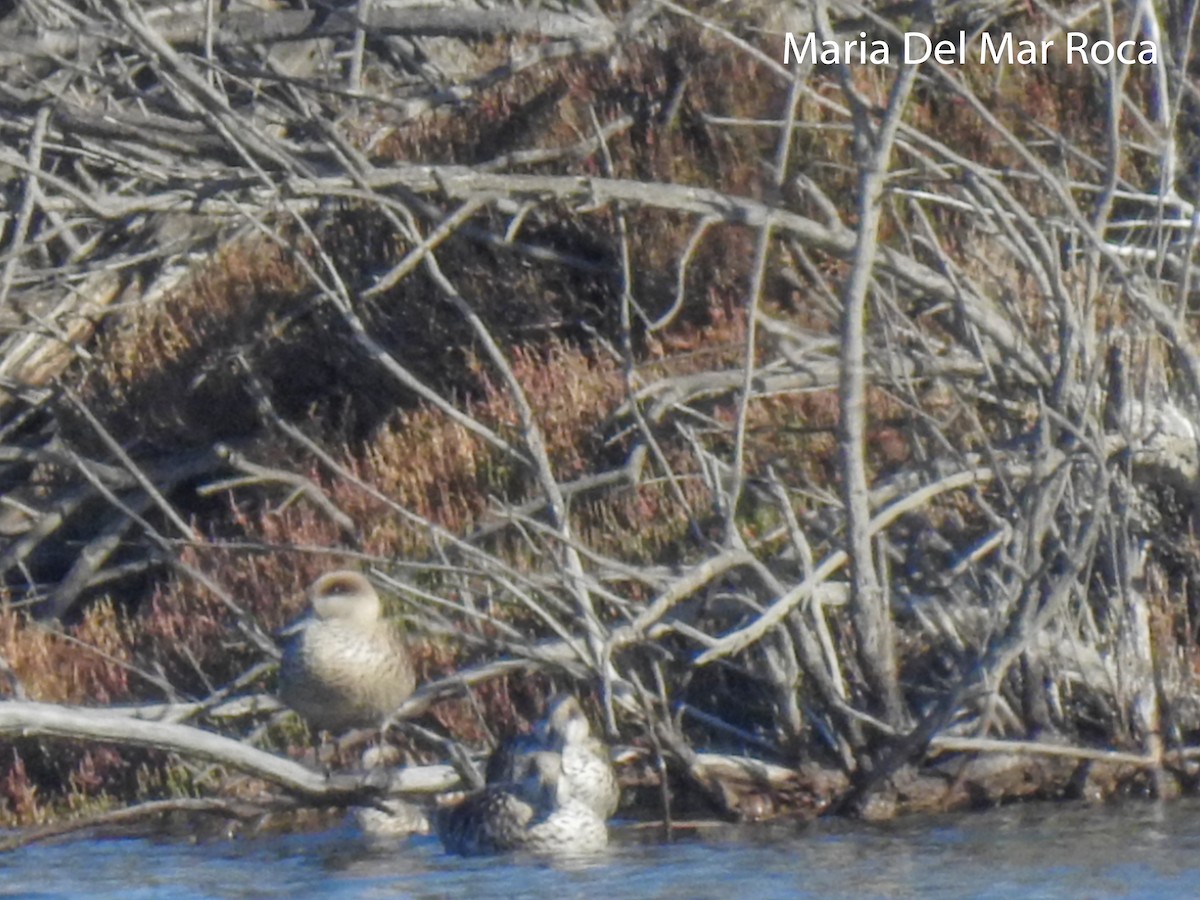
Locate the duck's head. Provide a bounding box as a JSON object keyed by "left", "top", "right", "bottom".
{"left": 307, "top": 571, "right": 381, "bottom": 626}
{"left": 538, "top": 694, "right": 592, "bottom": 748}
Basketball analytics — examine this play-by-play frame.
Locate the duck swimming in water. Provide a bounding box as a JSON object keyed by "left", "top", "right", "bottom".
{"left": 278, "top": 570, "right": 416, "bottom": 737}
{"left": 486, "top": 693, "right": 620, "bottom": 820}
{"left": 437, "top": 750, "right": 608, "bottom": 856}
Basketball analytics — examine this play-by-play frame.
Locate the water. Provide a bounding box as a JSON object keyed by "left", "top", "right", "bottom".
{"left": 3, "top": 799, "right": 1199, "bottom": 898}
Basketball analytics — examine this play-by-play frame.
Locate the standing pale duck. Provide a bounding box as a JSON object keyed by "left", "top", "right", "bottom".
{"left": 278, "top": 570, "right": 416, "bottom": 736}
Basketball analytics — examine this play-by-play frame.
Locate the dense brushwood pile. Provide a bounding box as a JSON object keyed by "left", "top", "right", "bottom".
{"left": 1, "top": 0, "right": 1200, "bottom": 830}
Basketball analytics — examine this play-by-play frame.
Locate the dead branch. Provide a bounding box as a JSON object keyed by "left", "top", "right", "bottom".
{"left": 0, "top": 701, "right": 458, "bottom": 800}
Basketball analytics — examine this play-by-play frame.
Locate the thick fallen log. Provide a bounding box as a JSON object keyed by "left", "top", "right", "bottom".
{"left": 0, "top": 701, "right": 458, "bottom": 802}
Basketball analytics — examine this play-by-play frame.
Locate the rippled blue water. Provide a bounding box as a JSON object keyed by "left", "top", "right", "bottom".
{"left": 4, "top": 799, "right": 1200, "bottom": 898}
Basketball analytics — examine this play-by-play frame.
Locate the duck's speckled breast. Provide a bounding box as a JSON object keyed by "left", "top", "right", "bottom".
{"left": 280, "top": 619, "right": 414, "bottom": 733}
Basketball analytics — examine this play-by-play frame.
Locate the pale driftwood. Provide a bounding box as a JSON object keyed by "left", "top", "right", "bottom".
{"left": 0, "top": 270, "right": 125, "bottom": 415}
{"left": 0, "top": 702, "right": 333, "bottom": 796}
{"left": 0, "top": 7, "right": 615, "bottom": 64}
{"left": 0, "top": 702, "right": 459, "bottom": 799}
{"left": 114, "top": 690, "right": 283, "bottom": 724}
{"left": 927, "top": 735, "right": 1165, "bottom": 768}
{"left": 830, "top": 51, "right": 917, "bottom": 729}
{"left": 693, "top": 752, "right": 803, "bottom": 788}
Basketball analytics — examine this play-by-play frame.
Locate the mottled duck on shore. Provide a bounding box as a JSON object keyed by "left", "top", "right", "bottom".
{"left": 278, "top": 570, "right": 416, "bottom": 737}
